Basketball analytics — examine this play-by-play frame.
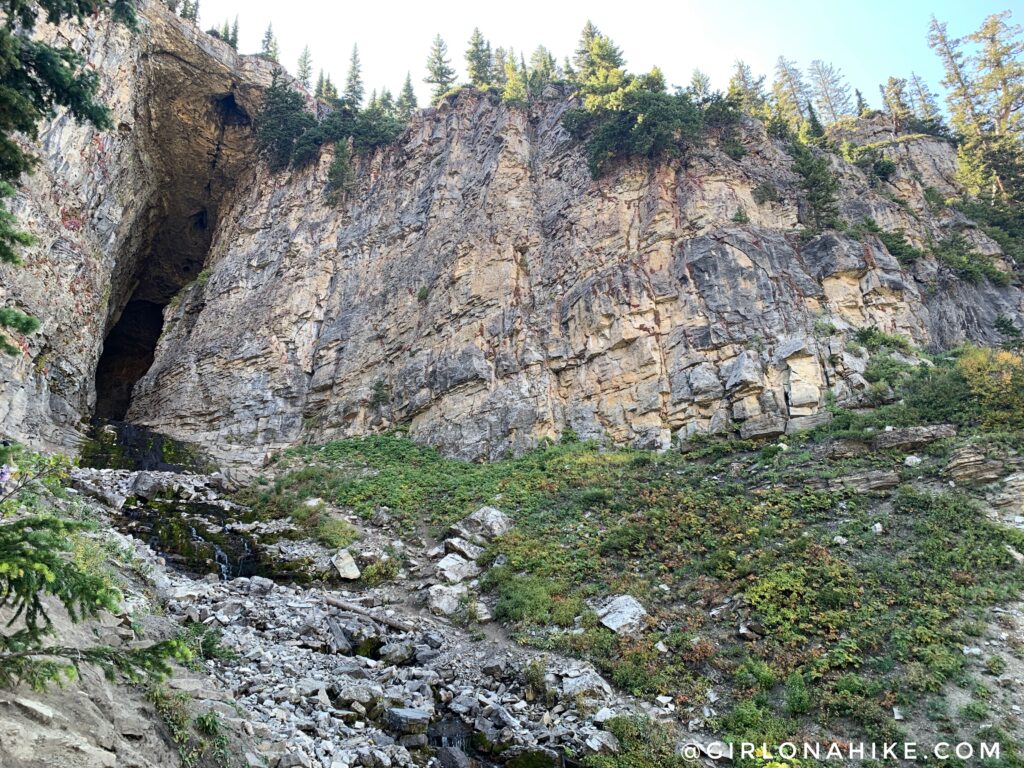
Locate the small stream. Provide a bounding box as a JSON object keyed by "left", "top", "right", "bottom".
{"left": 114, "top": 500, "right": 266, "bottom": 580}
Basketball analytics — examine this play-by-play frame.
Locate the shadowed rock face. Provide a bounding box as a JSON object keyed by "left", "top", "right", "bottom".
{"left": 0, "top": 1, "right": 275, "bottom": 450}
{"left": 1, "top": 3, "right": 1022, "bottom": 464}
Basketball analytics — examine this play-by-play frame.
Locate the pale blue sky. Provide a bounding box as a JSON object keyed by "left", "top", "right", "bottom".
{"left": 194, "top": 0, "right": 1021, "bottom": 109}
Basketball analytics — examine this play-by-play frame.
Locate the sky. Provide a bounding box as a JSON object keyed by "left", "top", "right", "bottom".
{"left": 192, "top": 0, "right": 1022, "bottom": 107}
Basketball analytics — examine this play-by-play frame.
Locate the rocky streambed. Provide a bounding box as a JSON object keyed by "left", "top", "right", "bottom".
{"left": 65, "top": 467, "right": 666, "bottom": 768}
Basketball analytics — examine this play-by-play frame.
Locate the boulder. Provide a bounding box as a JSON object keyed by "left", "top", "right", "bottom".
{"left": 385, "top": 707, "right": 431, "bottom": 735}
{"left": 597, "top": 595, "right": 647, "bottom": 634}
{"left": 428, "top": 583, "right": 468, "bottom": 615}
{"left": 435, "top": 553, "right": 481, "bottom": 584}
{"left": 332, "top": 549, "right": 361, "bottom": 580}
{"left": 450, "top": 506, "right": 513, "bottom": 543}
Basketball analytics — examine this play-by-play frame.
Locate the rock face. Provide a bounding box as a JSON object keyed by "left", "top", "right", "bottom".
{"left": 1, "top": 1, "right": 1022, "bottom": 463}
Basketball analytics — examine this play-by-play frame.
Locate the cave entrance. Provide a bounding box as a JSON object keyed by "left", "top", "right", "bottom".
{"left": 90, "top": 80, "right": 253, "bottom": 422}
{"left": 93, "top": 301, "right": 165, "bottom": 420}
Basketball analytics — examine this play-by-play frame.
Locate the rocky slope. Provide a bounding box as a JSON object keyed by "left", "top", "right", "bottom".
{"left": 1, "top": 0, "right": 1022, "bottom": 467}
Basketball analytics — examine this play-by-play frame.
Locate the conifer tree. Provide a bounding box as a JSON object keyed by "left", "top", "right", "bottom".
{"left": 315, "top": 70, "right": 326, "bottom": 99}
{"left": 396, "top": 72, "right": 418, "bottom": 119}
{"left": 322, "top": 75, "right": 338, "bottom": 101}
{"left": 297, "top": 46, "right": 313, "bottom": 89}
{"left": 345, "top": 45, "right": 364, "bottom": 107}
{"left": 466, "top": 28, "right": 492, "bottom": 87}
{"left": 798, "top": 102, "right": 826, "bottom": 145}
{"left": 424, "top": 34, "right": 457, "bottom": 104}
{"left": 727, "top": 60, "right": 767, "bottom": 116}
{"left": 261, "top": 23, "right": 279, "bottom": 61}
{"left": 907, "top": 72, "right": 941, "bottom": 123}
{"left": 527, "top": 46, "right": 557, "bottom": 96}
{"left": 502, "top": 53, "right": 528, "bottom": 104}
{"left": 880, "top": 76, "right": 912, "bottom": 133}
{"left": 229, "top": 16, "right": 239, "bottom": 48}
{"left": 808, "top": 59, "right": 853, "bottom": 124}
{"left": 491, "top": 47, "right": 509, "bottom": 87}
{"left": 854, "top": 88, "right": 869, "bottom": 116}
{"left": 572, "top": 20, "right": 601, "bottom": 78}
{"left": 689, "top": 69, "right": 712, "bottom": 104}
{"left": 772, "top": 57, "right": 809, "bottom": 131}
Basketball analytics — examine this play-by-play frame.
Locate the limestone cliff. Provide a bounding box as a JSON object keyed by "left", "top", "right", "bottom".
{"left": 1, "top": 0, "right": 1021, "bottom": 464}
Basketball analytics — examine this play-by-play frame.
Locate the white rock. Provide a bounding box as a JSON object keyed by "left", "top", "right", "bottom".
{"left": 451, "top": 506, "right": 513, "bottom": 543}
{"left": 427, "top": 583, "right": 468, "bottom": 616}
{"left": 871, "top": 522, "right": 883, "bottom": 535}
{"left": 435, "top": 553, "right": 481, "bottom": 584}
{"left": 585, "top": 730, "right": 620, "bottom": 754}
{"left": 832, "top": 535, "right": 848, "bottom": 545}
{"left": 332, "top": 549, "right": 361, "bottom": 580}
{"left": 597, "top": 595, "right": 647, "bottom": 634}
{"left": 904, "top": 455, "right": 922, "bottom": 467}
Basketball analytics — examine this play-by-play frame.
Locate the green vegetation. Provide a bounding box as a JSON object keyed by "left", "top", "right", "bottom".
{"left": 789, "top": 140, "right": 840, "bottom": 231}
{"left": 0, "top": 444, "right": 189, "bottom": 690}
{"left": 255, "top": 74, "right": 405, "bottom": 175}
{"left": 585, "top": 716, "right": 690, "bottom": 768}
{"left": 147, "top": 687, "right": 231, "bottom": 767}
{"left": 239, "top": 337, "right": 1024, "bottom": 757}
{"left": 932, "top": 232, "right": 1010, "bottom": 285}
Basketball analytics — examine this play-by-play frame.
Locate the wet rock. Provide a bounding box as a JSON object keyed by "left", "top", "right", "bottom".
{"left": 437, "top": 746, "right": 472, "bottom": 768}
{"left": 385, "top": 707, "right": 430, "bottom": 735}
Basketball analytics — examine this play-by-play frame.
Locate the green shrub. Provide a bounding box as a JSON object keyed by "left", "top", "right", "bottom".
{"left": 932, "top": 233, "right": 1008, "bottom": 285}
{"left": 784, "top": 670, "right": 811, "bottom": 715}
{"left": 752, "top": 181, "right": 778, "bottom": 205}
{"left": 854, "top": 326, "right": 912, "bottom": 353}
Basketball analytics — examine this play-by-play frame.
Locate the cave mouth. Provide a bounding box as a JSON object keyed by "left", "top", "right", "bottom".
{"left": 94, "top": 300, "right": 166, "bottom": 421}
{"left": 89, "top": 80, "right": 254, "bottom": 423}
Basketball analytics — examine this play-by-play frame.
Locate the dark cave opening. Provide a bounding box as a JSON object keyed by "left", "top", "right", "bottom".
{"left": 89, "top": 83, "right": 253, "bottom": 423}
{"left": 93, "top": 301, "right": 166, "bottom": 420}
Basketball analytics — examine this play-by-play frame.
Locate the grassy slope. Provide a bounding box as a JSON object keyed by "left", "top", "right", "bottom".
{"left": 240, "top": 344, "right": 1024, "bottom": 767}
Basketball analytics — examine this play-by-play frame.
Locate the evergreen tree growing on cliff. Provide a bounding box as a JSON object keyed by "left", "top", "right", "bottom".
{"left": 727, "top": 60, "right": 767, "bottom": 116}
{"left": 344, "top": 45, "right": 364, "bottom": 107}
{"left": 229, "top": 16, "right": 239, "bottom": 48}
{"left": 396, "top": 73, "right": 417, "bottom": 119}
{"left": 424, "top": 35, "right": 456, "bottom": 104}
{"left": 808, "top": 59, "right": 853, "bottom": 124}
{"left": 466, "top": 28, "right": 492, "bottom": 87}
{"left": 297, "top": 46, "right": 313, "bottom": 89}
{"left": 772, "top": 56, "right": 809, "bottom": 132}
{"left": 854, "top": 88, "right": 869, "bottom": 115}
{"left": 261, "top": 23, "right": 279, "bottom": 61}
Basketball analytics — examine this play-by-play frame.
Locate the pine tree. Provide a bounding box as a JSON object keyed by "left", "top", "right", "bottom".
{"left": 345, "top": 45, "right": 364, "bottom": 107}
{"left": 772, "top": 57, "right": 809, "bottom": 131}
{"left": 572, "top": 20, "right": 601, "bottom": 79}
{"left": 527, "top": 46, "right": 557, "bottom": 97}
{"left": 798, "top": 102, "right": 826, "bottom": 145}
{"left": 396, "top": 72, "right": 418, "bottom": 119}
{"left": 378, "top": 88, "right": 395, "bottom": 116}
{"left": 854, "top": 88, "right": 869, "bottom": 116}
{"left": 689, "top": 69, "right": 712, "bottom": 104}
{"left": 261, "top": 23, "right": 279, "bottom": 61}
{"left": 424, "top": 34, "right": 457, "bottom": 104}
{"left": 229, "top": 16, "right": 239, "bottom": 49}
{"left": 466, "top": 28, "right": 492, "bottom": 87}
{"left": 791, "top": 142, "right": 840, "bottom": 230}
{"left": 808, "top": 60, "right": 853, "bottom": 124}
{"left": 880, "top": 76, "right": 912, "bottom": 133}
{"left": 907, "top": 72, "right": 939, "bottom": 122}
{"left": 502, "top": 53, "right": 528, "bottom": 104}
{"left": 179, "top": 0, "right": 198, "bottom": 21}
{"left": 315, "top": 70, "right": 326, "bottom": 99}
{"left": 491, "top": 47, "right": 508, "bottom": 87}
{"left": 727, "top": 60, "right": 767, "bottom": 116}
{"left": 322, "top": 75, "right": 338, "bottom": 101}
{"left": 297, "top": 46, "right": 313, "bottom": 89}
